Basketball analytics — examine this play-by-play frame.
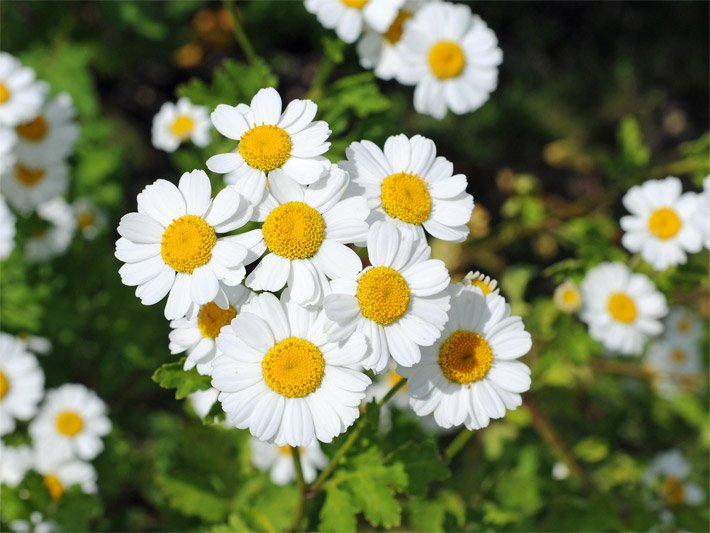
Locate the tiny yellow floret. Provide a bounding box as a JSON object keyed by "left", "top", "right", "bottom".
{"left": 662, "top": 476, "right": 685, "bottom": 505}
{"left": 341, "top": 0, "right": 368, "bottom": 9}
{"left": 439, "top": 330, "right": 494, "bottom": 384}
{"left": 198, "top": 302, "right": 237, "bottom": 339}
{"left": 648, "top": 207, "right": 682, "bottom": 240}
{"left": 428, "top": 41, "right": 466, "bottom": 79}
{"left": 55, "top": 410, "right": 84, "bottom": 437}
{"left": 262, "top": 337, "right": 325, "bottom": 398}
{"left": 607, "top": 292, "right": 637, "bottom": 324}
{"left": 384, "top": 10, "right": 412, "bottom": 44}
{"left": 0, "top": 83, "right": 10, "bottom": 104}
{"left": 43, "top": 474, "right": 64, "bottom": 502}
{"left": 357, "top": 266, "right": 410, "bottom": 326}
{"left": 239, "top": 125, "right": 292, "bottom": 172}
{"left": 170, "top": 114, "right": 195, "bottom": 139}
{"left": 161, "top": 215, "right": 217, "bottom": 273}
{"left": 380, "top": 172, "right": 431, "bottom": 224}
{"left": 77, "top": 210, "right": 94, "bottom": 230}
{"left": 16, "top": 115, "right": 48, "bottom": 141}
{"left": 262, "top": 202, "right": 325, "bottom": 259}
{"left": 16, "top": 163, "right": 45, "bottom": 187}
{"left": 671, "top": 348, "right": 687, "bottom": 364}
{"left": 0, "top": 371, "right": 9, "bottom": 399}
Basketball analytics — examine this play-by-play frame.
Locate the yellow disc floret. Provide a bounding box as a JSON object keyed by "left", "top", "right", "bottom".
{"left": 671, "top": 348, "right": 687, "bottom": 364}
{"left": 77, "top": 210, "right": 94, "bottom": 230}
{"left": 198, "top": 302, "right": 237, "bottom": 339}
{"left": 607, "top": 292, "right": 637, "bottom": 324}
{"left": 238, "top": 125, "right": 292, "bottom": 172}
{"left": 43, "top": 474, "right": 64, "bottom": 502}
{"left": 439, "top": 330, "right": 494, "bottom": 384}
{"left": 648, "top": 207, "right": 682, "bottom": 240}
{"left": 16, "top": 163, "right": 45, "bottom": 187}
{"left": 0, "top": 371, "right": 9, "bottom": 399}
{"left": 262, "top": 202, "right": 326, "bottom": 259}
{"left": 16, "top": 115, "right": 48, "bottom": 141}
{"left": 161, "top": 215, "right": 217, "bottom": 273}
{"left": 662, "top": 477, "right": 685, "bottom": 505}
{"left": 55, "top": 410, "right": 84, "bottom": 437}
{"left": 0, "top": 83, "right": 9, "bottom": 104}
{"left": 262, "top": 337, "right": 325, "bottom": 398}
{"left": 428, "top": 41, "right": 466, "bottom": 80}
{"left": 357, "top": 266, "right": 410, "bottom": 326}
{"left": 170, "top": 114, "right": 195, "bottom": 139}
{"left": 384, "top": 10, "right": 412, "bottom": 44}
{"left": 380, "top": 172, "right": 431, "bottom": 224}
{"left": 341, "top": 0, "right": 368, "bottom": 9}
{"left": 676, "top": 318, "right": 691, "bottom": 334}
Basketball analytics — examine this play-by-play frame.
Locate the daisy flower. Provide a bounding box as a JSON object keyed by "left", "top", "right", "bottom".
{"left": 0, "top": 333, "right": 44, "bottom": 436}
{"left": 305, "top": 0, "right": 403, "bottom": 44}
{"left": 356, "top": 0, "right": 426, "bottom": 80}
{"left": 0, "top": 195, "right": 16, "bottom": 260}
{"left": 72, "top": 198, "right": 107, "bottom": 240}
{"left": 14, "top": 93, "right": 79, "bottom": 162}
{"left": 187, "top": 387, "right": 219, "bottom": 419}
{"left": 341, "top": 134, "right": 473, "bottom": 242}
{"left": 462, "top": 270, "right": 499, "bottom": 295}
{"left": 323, "top": 220, "right": 451, "bottom": 372}
{"left": 34, "top": 452, "right": 97, "bottom": 502}
{"left": 553, "top": 280, "right": 582, "bottom": 313}
{"left": 397, "top": 2, "right": 502, "bottom": 119}
{"left": 250, "top": 438, "right": 327, "bottom": 485}
{"left": 207, "top": 87, "right": 331, "bottom": 205}
{"left": 401, "top": 286, "right": 532, "bottom": 430}
{"left": 151, "top": 98, "right": 210, "bottom": 153}
{"left": 233, "top": 165, "right": 369, "bottom": 306}
{"left": 0, "top": 126, "right": 16, "bottom": 173}
{"left": 115, "top": 170, "right": 252, "bottom": 320}
{"left": 25, "top": 198, "right": 76, "bottom": 263}
{"left": 169, "top": 284, "right": 254, "bottom": 375}
{"left": 579, "top": 262, "right": 668, "bottom": 355}
{"left": 663, "top": 306, "right": 701, "bottom": 345}
{"left": 29, "top": 383, "right": 111, "bottom": 462}
{"left": 9, "top": 513, "right": 57, "bottom": 533}
{"left": 692, "top": 175, "right": 710, "bottom": 249}
{"left": 644, "top": 450, "right": 704, "bottom": 507}
{"left": 211, "top": 292, "right": 372, "bottom": 446}
{"left": 645, "top": 338, "right": 702, "bottom": 397}
{"left": 0, "top": 52, "right": 47, "bottom": 126}
{"left": 620, "top": 176, "right": 702, "bottom": 271}
{"left": 0, "top": 443, "right": 33, "bottom": 487}
{"left": 1, "top": 157, "right": 69, "bottom": 214}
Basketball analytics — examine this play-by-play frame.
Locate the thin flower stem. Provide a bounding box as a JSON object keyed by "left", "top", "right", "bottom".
{"left": 305, "top": 55, "right": 336, "bottom": 101}
{"left": 443, "top": 428, "right": 475, "bottom": 463}
{"left": 289, "top": 446, "right": 307, "bottom": 532}
{"left": 223, "top": 0, "right": 258, "bottom": 66}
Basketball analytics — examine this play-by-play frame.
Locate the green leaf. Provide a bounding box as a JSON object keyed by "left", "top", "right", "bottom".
{"left": 156, "top": 473, "right": 229, "bottom": 523}
{"left": 151, "top": 360, "right": 211, "bottom": 399}
{"left": 388, "top": 440, "right": 449, "bottom": 496}
{"left": 617, "top": 115, "right": 650, "bottom": 168}
{"left": 574, "top": 437, "right": 609, "bottom": 463}
{"left": 407, "top": 491, "right": 465, "bottom": 532}
{"left": 318, "top": 486, "right": 358, "bottom": 533}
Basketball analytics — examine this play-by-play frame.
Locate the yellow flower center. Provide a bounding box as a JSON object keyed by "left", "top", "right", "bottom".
{"left": 197, "top": 302, "right": 237, "bottom": 339}
{"left": 341, "top": 0, "right": 368, "bottom": 9}
{"left": 77, "top": 209, "right": 94, "bottom": 230}
{"left": 357, "top": 266, "right": 410, "bottom": 326}
{"left": 262, "top": 337, "right": 325, "bottom": 398}
{"left": 428, "top": 40, "right": 466, "bottom": 79}
{"left": 471, "top": 279, "right": 493, "bottom": 295}
{"left": 43, "top": 474, "right": 64, "bottom": 502}
{"left": 16, "top": 115, "right": 48, "bottom": 141}
{"left": 15, "top": 163, "right": 45, "bottom": 187}
{"left": 676, "top": 318, "right": 691, "bottom": 334}
{"left": 262, "top": 202, "right": 325, "bottom": 259}
{"left": 161, "top": 215, "right": 217, "bottom": 274}
{"left": 0, "top": 83, "right": 9, "bottom": 104}
{"left": 648, "top": 207, "right": 682, "bottom": 240}
{"left": 55, "top": 410, "right": 84, "bottom": 437}
{"left": 384, "top": 10, "right": 412, "bottom": 44}
{"left": 662, "top": 477, "right": 685, "bottom": 505}
{"left": 0, "top": 371, "right": 9, "bottom": 399}
{"left": 278, "top": 445, "right": 302, "bottom": 456}
{"left": 439, "top": 330, "right": 494, "bottom": 384}
{"left": 238, "top": 125, "right": 292, "bottom": 172}
{"left": 607, "top": 292, "right": 637, "bottom": 324}
{"left": 671, "top": 348, "right": 687, "bottom": 364}
{"left": 386, "top": 369, "right": 407, "bottom": 391}
{"left": 170, "top": 114, "right": 195, "bottom": 139}
{"left": 561, "top": 288, "right": 581, "bottom": 308}
{"left": 380, "top": 172, "right": 431, "bottom": 224}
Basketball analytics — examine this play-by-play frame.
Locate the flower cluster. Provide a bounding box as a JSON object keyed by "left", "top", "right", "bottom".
{"left": 117, "top": 86, "right": 532, "bottom": 447}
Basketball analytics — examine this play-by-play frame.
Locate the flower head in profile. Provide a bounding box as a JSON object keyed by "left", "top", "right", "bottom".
{"left": 14, "top": 93, "right": 79, "bottom": 162}
{"left": 342, "top": 134, "right": 473, "bottom": 242}
{"left": 644, "top": 450, "right": 704, "bottom": 507}
{"left": 34, "top": 452, "right": 97, "bottom": 502}
{"left": 72, "top": 198, "right": 107, "bottom": 240}
{"left": 462, "top": 270, "right": 499, "bottom": 296}
{"left": 152, "top": 98, "right": 210, "bottom": 153}
{"left": 0, "top": 333, "right": 44, "bottom": 436}
{"left": 305, "top": 0, "right": 403, "bottom": 44}
{"left": 250, "top": 438, "right": 327, "bottom": 485}
{"left": 1, "top": 157, "right": 69, "bottom": 214}
{"left": 212, "top": 292, "right": 371, "bottom": 446}
{"left": 207, "top": 88, "right": 331, "bottom": 204}
{"left": 116, "top": 170, "right": 252, "bottom": 320}
{"left": 0, "top": 52, "right": 47, "bottom": 126}
{"left": 24, "top": 198, "right": 76, "bottom": 263}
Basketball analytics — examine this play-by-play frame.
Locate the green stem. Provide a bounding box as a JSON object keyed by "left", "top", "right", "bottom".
{"left": 443, "top": 429, "right": 475, "bottom": 463}
{"left": 289, "top": 446, "right": 307, "bottom": 532}
{"left": 305, "top": 41, "right": 343, "bottom": 101}
{"left": 223, "top": 0, "right": 258, "bottom": 66}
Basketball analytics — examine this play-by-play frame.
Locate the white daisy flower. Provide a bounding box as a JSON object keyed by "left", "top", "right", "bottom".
{"left": 0, "top": 127, "right": 16, "bottom": 174}
{"left": 73, "top": 198, "right": 107, "bottom": 240}
{"left": 151, "top": 98, "right": 210, "bottom": 153}
{"left": 644, "top": 450, "right": 705, "bottom": 506}
{"left": 25, "top": 198, "right": 76, "bottom": 263}
{"left": 397, "top": 2, "right": 502, "bottom": 119}
{"left": 0, "top": 333, "right": 44, "bottom": 436}
{"left": 342, "top": 134, "right": 473, "bottom": 242}
{"left": 323, "top": 220, "right": 451, "bottom": 372}
{"left": 169, "top": 284, "right": 254, "bottom": 375}
{"left": 1, "top": 157, "right": 69, "bottom": 214}
{"left": 234, "top": 165, "right": 369, "bottom": 306}
{"left": 553, "top": 279, "right": 582, "bottom": 313}
{"left": 115, "top": 170, "right": 252, "bottom": 320}
{"left": 356, "top": 0, "right": 426, "bottom": 80}
{"left": 645, "top": 338, "right": 702, "bottom": 398}
{"left": 0, "top": 195, "right": 16, "bottom": 260}
{"left": 34, "top": 452, "right": 97, "bottom": 502}
{"left": 9, "top": 513, "right": 57, "bottom": 533}
{"left": 401, "top": 287, "right": 532, "bottom": 430}
{"left": 620, "top": 177, "right": 702, "bottom": 271}
{"left": 207, "top": 88, "right": 331, "bottom": 205}
{"left": 0, "top": 53, "right": 47, "bottom": 126}
{"left": 187, "top": 387, "right": 219, "bottom": 419}
{"left": 462, "top": 270, "right": 499, "bottom": 296}
{"left": 305, "top": 0, "right": 403, "bottom": 44}
{"left": 249, "top": 438, "right": 327, "bottom": 485}
{"left": 663, "top": 307, "right": 701, "bottom": 345}
{"left": 0, "top": 442, "right": 33, "bottom": 487}
{"left": 29, "top": 383, "right": 111, "bottom": 462}
{"left": 692, "top": 175, "right": 710, "bottom": 249}
{"left": 579, "top": 262, "right": 668, "bottom": 356}
{"left": 14, "top": 94, "right": 79, "bottom": 163}
{"left": 212, "top": 292, "right": 372, "bottom": 446}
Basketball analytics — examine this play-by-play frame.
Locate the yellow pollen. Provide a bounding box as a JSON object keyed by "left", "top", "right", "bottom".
{"left": 262, "top": 202, "right": 325, "bottom": 259}
{"left": 671, "top": 348, "right": 687, "bottom": 364}
{"left": 384, "top": 10, "right": 412, "bottom": 44}
{"left": 648, "top": 207, "right": 682, "bottom": 240}
{"left": 341, "top": 0, "right": 368, "bottom": 9}
{"left": 197, "top": 302, "right": 237, "bottom": 339}
{"left": 16, "top": 115, "right": 48, "bottom": 141}
{"left": 676, "top": 318, "right": 691, "bottom": 334}
{"left": 15, "top": 163, "right": 45, "bottom": 187}
{"left": 77, "top": 210, "right": 94, "bottom": 230}
{"left": 380, "top": 172, "right": 431, "bottom": 224}
{"left": 471, "top": 280, "right": 492, "bottom": 295}
{"left": 55, "top": 410, "right": 84, "bottom": 437}
{"left": 170, "top": 114, "right": 195, "bottom": 139}
{"left": 439, "top": 330, "right": 494, "bottom": 385}
{"left": 662, "top": 477, "right": 685, "bottom": 505}
{"left": 0, "top": 371, "right": 9, "bottom": 399}
{"left": 428, "top": 40, "right": 466, "bottom": 79}
{"left": 357, "top": 266, "right": 410, "bottom": 326}
{"left": 262, "top": 337, "right": 325, "bottom": 398}
{"left": 238, "top": 125, "right": 292, "bottom": 172}
{"left": 561, "top": 288, "right": 580, "bottom": 306}
{"left": 0, "top": 83, "right": 9, "bottom": 104}
{"left": 607, "top": 292, "right": 637, "bottom": 324}
{"left": 43, "top": 474, "right": 64, "bottom": 502}
{"left": 161, "top": 215, "right": 217, "bottom": 273}
{"left": 278, "top": 445, "right": 302, "bottom": 456}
